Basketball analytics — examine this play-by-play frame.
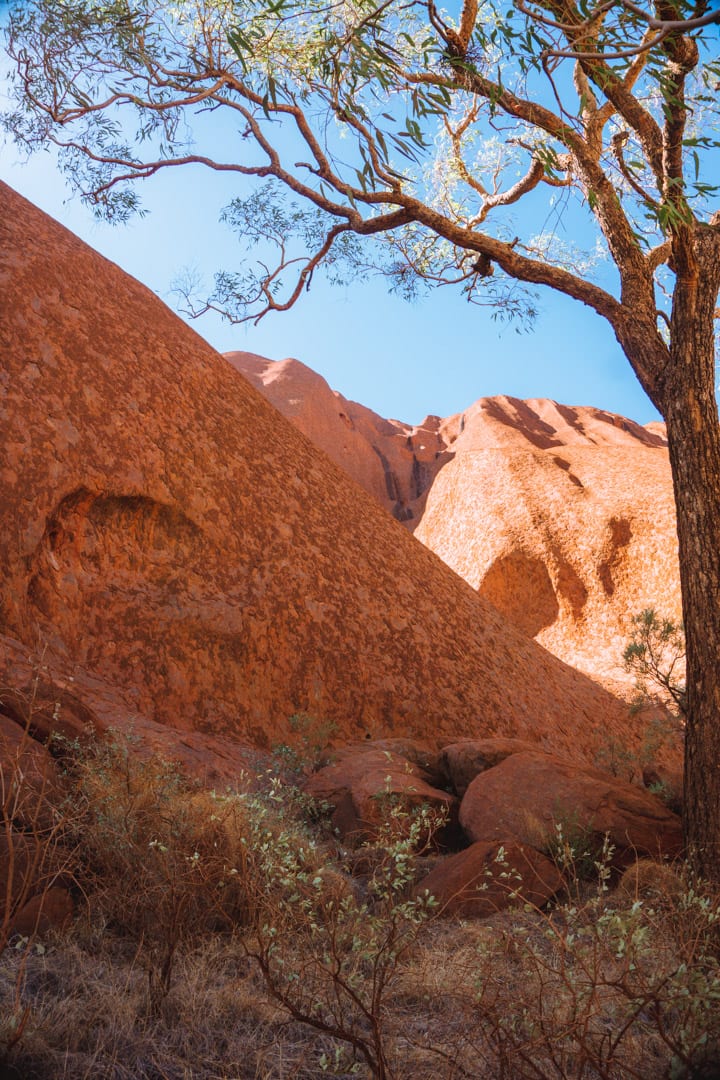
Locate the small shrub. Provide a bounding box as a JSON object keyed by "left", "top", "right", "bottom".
{"left": 66, "top": 737, "right": 258, "bottom": 1012}
{"left": 624, "top": 608, "right": 687, "bottom": 717}
{"left": 545, "top": 813, "right": 615, "bottom": 899}
{"left": 272, "top": 712, "right": 338, "bottom": 777}
{"left": 594, "top": 609, "right": 686, "bottom": 783}
{"left": 243, "top": 803, "right": 441, "bottom": 1080}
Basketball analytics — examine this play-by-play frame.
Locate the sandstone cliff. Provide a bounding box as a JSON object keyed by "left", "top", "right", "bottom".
{"left": 224, "top": 352, "right": 443, "bottom": 523}
{"left": 0, "top": 182, "right": 634, "bottom": 759}
{"left": 229, "top": 354, "right": 681, "bottom": 689}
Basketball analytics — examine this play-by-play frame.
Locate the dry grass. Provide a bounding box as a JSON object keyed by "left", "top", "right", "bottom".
{"left": 1, "top": 710, "right": 81, "bottom": 951}
{"left": 1, "top": 735, "right": 720, "bottom": 1079}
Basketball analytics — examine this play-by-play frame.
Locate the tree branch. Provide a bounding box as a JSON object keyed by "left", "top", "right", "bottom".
{"left": 522, "top": 0, "right": 665, "bottom": 185}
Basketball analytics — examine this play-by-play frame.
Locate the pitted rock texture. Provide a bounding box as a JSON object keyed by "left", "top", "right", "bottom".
{"left": 231, "top": 354, "right": 680, "bottom": 689}
{"left": 417, "top": 443, "right": 679, "bottom": 690}
{"left": 0, "top": 183, "right": 636, "bottom": 757}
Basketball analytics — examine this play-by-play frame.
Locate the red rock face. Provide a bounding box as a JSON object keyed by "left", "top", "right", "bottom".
{"left": 225, "top": 351, "right": 447, "bottom": 524}
{"left": 458, "top": 752, "right": 683, "bottom": 866}
{"left": 0, "top": 182, "right": 639, "bottom": 759}
{"left": 411, "top": 839, "right": 564, "bottom": 918}
{"left": 231, "top": 354, "right": 680, "bottom": 690}
{"left": 417, "top": 439, "right": 679, "bottom": 691}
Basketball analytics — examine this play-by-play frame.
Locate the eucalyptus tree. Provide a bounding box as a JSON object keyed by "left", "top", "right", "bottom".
{"left": 5, "top": 0, "right": 720, "bottom": 875}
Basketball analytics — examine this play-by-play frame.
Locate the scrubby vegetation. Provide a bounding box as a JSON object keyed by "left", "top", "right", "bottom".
{"left": 624, "top": 610, "right": 687, "bottom": 719}
{"left": 2, "top": 728, "right": 720, "bottom": 1080}
{"left": 592, "top": 611, "right": 686, "bottom": 804}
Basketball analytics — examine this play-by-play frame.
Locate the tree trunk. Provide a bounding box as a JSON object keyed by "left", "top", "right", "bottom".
{"left": 661, "top": 239, "right": 720, "bottom": 881}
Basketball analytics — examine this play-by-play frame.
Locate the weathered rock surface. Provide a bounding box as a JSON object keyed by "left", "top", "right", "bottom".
{"left": 459, "top": 752, "right": 683, "bottom": 865}
{"left": 232, "top": 354, "right": 681, "bottom": 690}
{"left": 304, "top": 747, "right": 456, "bottom": 843}
{"left": 440, "top": 737, "right": 543, "bottom": 797}
{"left": 0, "top": 662, "right": 99, "bottom": 744}
{"left": 0, "top": 182, "right": 637, "bottom": 759}
{"left": 225, "top": 352, "right": 444, "bottom": 524}
{"left": 0, "top": 633, "right": 262, "bottom": 790}
{"left": 412, "top": 839, "right": 564, "bottom": 917}
{"left": 417, "top": 441, "right": 679, "bottom": 690}
{"left": 305, "top": 747, "right": 432, "bottom": 799}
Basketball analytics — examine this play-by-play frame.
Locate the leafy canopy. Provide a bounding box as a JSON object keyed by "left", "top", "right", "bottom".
{"left": 4, "top": 0, "right": 720, "bottom": 329}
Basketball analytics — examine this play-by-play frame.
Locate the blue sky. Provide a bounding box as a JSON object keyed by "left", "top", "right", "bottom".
{"left": 0, "top": 50, "right": 661, "bottom": 428}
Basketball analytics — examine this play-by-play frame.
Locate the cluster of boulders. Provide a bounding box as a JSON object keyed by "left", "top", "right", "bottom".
{"left": 303, "top": 737, "right": 683, "bottom": 918}
{"left": 1, "top": 715, "right": 684, "bottom": 941}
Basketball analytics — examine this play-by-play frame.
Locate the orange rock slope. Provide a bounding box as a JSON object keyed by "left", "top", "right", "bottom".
{"left": 224, "top": 351, "right": 445, "bottom": 524}
{"left": 231, "top": 354, "right": 681, "bottom": 690}
{"left": 0, "top": 181, "right": 634, "bottom": 760}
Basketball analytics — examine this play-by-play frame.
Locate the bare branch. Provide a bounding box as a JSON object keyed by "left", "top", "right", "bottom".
{"left": 611, "top": 130, "right": 659, "bottom": 207}
{"left": 458, "top": 0, "right": 479, "bottom": 50}
{"left": 518, "top": 0, "right": 720, "bottom": 60}
{"left": 648, "top": 239, "right": 672, "bottom": 271}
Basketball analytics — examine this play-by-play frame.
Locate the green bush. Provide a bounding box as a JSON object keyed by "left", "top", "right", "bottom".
{"left": 624, "top": 609, "right": 687, "bottom": 718}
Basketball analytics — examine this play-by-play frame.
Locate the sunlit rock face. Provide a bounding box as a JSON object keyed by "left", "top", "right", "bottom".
{"left": 416, "top": 432, "right": 679, "bottom": 691}
{"left": 225, "top": 351, "right": 449, "bottom": 524}
{"left": 0, "top": 181, "right": 635, "bottom": 760}
{"left": 232, "top": 353, "right": 680, "bottom": 691}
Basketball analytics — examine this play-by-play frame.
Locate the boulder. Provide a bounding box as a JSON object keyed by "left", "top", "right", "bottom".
{"left": 440, "top": 737, "right": 544, "bottom": 797}
{"left": 0, "top": 681, "right": 98, "bottom": 744}
{"left": 304, "top": 748, "right": 456, "bottom": 844}
{"left": 459, "top": 752, "right": 683, "bottom": 865}
{"left": 412, "top": 839, "right": 564, "bottom": 918}
{"left": 0, "top": 715, "right": 60, "bottom": 830}
{"left": 10, "top": 886, "right": 75, "bottom": 939}
{"left": 304, "top": 748, "right": 432, "bottom": 803}
{"left": 361, "top": 738, "right": 448, "bottom": 788}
